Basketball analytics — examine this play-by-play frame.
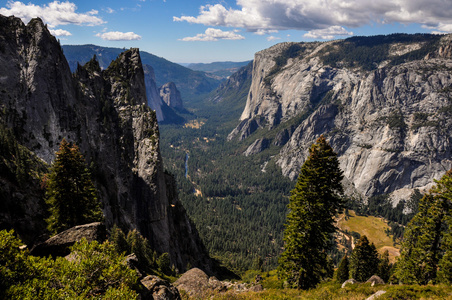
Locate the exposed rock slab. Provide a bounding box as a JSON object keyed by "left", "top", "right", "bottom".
{"left": 244, "top": 138, "right": 270, "bottom": 156}
{"left": 30, "top": 222, "right": 106, "bottom": 257}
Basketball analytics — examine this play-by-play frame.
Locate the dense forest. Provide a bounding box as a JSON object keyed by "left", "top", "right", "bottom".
{"left": 159, "top": 65, "right": 422, "bottom": 272}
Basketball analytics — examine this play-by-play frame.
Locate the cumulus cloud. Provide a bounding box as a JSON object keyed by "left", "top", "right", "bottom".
{"left": 49, "top": 28, "right": 72, "bottom": 36}
{"left": 96, "top": 31, "right": 141, "bottom": 41}
{"left": 180, "top": 28, "right": 245, "bottom": 42}
{"left": 304, "top": 26, "right": 353, "bottom": 40}
{"left": 174, "top": 0, "right": 452, "bottom": 34}
{"left": 0, "top": 1, "right": 104, "bottom": 27}
{"left": 267, "top": 36, "right": 280, "bottom": 41}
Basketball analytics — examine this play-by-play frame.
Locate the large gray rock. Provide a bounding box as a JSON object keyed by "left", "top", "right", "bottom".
{"left": 341, "top": 278, "right": 358, "bottom": 288}
{"left": 173, "top": 268, "right": 212, "bottom": 298}
{"left": 366, "top": 275, "right": 385, "bottom": 286}
{"left": 140, "top": 275, "right": 181, "bottom": 300}
{"left": 366, "top": 290, "right": 387, "bottom": 300}
{"left": 230, "top": 35, "right": 452, "bottom": 201}
{"left": 30, "top": 222, "right": 106, "bottom": 257}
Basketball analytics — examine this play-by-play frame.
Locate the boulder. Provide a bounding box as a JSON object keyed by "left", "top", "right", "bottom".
{"left": 30, "top": 222, "right": 106, "bottom": 257}
{"left": 173, "top": 268, "right": 211, "bottom": 297}
{"left": 140, "top": 275, "right": 181, "bottom": 300}
{"left": 341, "top": 278, "right": 358, "bottom": 288}
{"left": 366, "top": 290, "right": 387, "bottom": 300}
{"left": 366, "top": 275, "right": 385, "bottom": 286}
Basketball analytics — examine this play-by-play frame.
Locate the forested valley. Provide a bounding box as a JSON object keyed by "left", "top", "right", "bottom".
{"left": 158, "top": 74, "right": 421, "bottom": 274}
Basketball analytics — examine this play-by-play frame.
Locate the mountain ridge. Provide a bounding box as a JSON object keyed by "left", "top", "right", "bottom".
{"left": 229, "top": 33, "right": 452, "bottom": 201}
{"left": 0, "top": 15, "right": 212, "bottom": 273}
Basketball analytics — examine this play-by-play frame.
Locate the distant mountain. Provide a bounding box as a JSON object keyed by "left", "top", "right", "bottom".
{"left": 62, "top": 45, "right": 221, "bottom": 100}
{"left": 186, "top": 61, "right": 252, "bottom": 79}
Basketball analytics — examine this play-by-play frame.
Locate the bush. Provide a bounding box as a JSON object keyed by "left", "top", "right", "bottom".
{"left": 0, "top": 230, "right": 139, "bottom": 299}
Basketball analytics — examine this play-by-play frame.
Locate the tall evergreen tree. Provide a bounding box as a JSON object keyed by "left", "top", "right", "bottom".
{"left": 278, "top": 135, "right": 344, "bottom": 289}
{"left": 395, "top": 170, "right": 452, "bottom": 284}
{"left": 45, "top": 139, "right": 103, "bottom": 234}
{"left": 336, "top": 254, "right": 350, "bottom": 283}
{"left": 377, "top": 250, "right": 391, "bottom": 283}
{"left": 349, "top": 235, "right": 379, "bottom": 282}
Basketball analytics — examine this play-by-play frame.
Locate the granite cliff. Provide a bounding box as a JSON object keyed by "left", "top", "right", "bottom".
{"left": 229, "top": 34, "right": 452, "bottom": 201}
{"left": 0, "top": 15, "right": 211, "bottom": 272}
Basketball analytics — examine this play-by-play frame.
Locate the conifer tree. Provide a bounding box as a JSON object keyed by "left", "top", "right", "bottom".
{"left": 377, "top": 250, "right": 391, "bottom": 283}
{"left": 278, "top": 135, "right": 344, "bottom": 289}
{"left": 45, "top": 139, "right": 103, "bottom": 234}
{"left": 395, "top": 170, "right": 452, "bottom": 284}
{"left": 336, "top": 255, "right": 350, "bottom": 283}
{"left": 349, "top": 235, "right": 379, "bottom": 282}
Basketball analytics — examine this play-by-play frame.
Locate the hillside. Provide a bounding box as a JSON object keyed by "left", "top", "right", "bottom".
{"left": 186, "top": 61, "right": 252, "bottom": 79}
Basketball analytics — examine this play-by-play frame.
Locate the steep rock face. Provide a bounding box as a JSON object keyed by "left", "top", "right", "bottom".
{"left": 231, "top": 34, "right": 452, "bottom": 199}
{"left": 143, "top": 64, "right": 166, "bottom": 122}
{"left": 159, "top": 82, "right": 183, "bottom": 109}
{"left": 0, "top": 15, "right": 211, "bottom": 272}
{"left": 143, "top": 65, "right": 184, "bottom": 124}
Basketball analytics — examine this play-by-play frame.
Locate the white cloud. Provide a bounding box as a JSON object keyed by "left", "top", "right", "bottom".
{"left": 174, "top": 0, "right": 452, "bottom": 33}
{"left": 180, "top": 28, "right": 245, "bottom": 42}
{"left": 267, "top": 36, "right": 280, "bottom": 41}
{"left": 304, "top": 26, "right": 353, "bottom": 40}
{"left": 105, "top": 7, "right": 115, "bottom": 14}
{"left": 49, "top": 28, "right": 72, "bottom": 36}
{"left": 0, "top": 1, "right": 104, "bottom": 27}
{"left": 96, "top": 31, "right": 141, "bottom": 41}
{"left": 255, "top": 29, "right": 278, "bottom": 36}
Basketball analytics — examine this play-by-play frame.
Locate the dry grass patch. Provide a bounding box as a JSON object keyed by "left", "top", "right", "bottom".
{"left": 337, "top": 210, "right": 400, "bottom": 262}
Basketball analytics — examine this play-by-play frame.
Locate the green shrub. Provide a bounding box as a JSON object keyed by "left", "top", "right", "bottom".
{"left": 0, "top": 230, "right": 139, "bottom": 299}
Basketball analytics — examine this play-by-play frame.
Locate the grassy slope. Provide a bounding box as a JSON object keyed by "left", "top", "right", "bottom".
{"left": 337, "top": 211, "right": 400, "bottom": 262}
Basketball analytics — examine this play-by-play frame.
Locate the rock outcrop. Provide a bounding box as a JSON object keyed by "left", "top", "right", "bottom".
{"left": 159, "top": 82, "right": 183, "bottom": 110}
{"left": 140, "top": 275, "right": 181, "bottom": 300}
{"left": 30, "top": 222, "right": 106, "bottom": 257}
{"left": 243, "top": 138, "right": 270, "bottom": 156}
{"left": 230, "top": 34, "right": 452, "bottom": 200}
{"left": 0, "top": 15, "right": 211, "bottom": 272}
{"left": 174, "top": 268, "right": 263, "bottom": 297}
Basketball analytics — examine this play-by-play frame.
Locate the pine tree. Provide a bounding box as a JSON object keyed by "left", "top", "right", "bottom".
{"left": 336, "top": 255, "right": 349, "bottom": 283}
{"left": 45, "top": 139, "right": 103, "bottom": 234}
{"left": 278, "top": 135, "right": 344, "bottom": 289}
{"left": 377, "top": 250, "right": 391, "bottom": 283}
{"left": 395, "top": 170, "right": 452, "bottom": 284}
{"left": 349, "top": 235, "right": 379, "bottom": 282}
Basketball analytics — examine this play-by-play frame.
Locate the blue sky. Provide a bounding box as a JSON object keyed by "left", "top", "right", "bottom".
{"left": 1, "top": 0, "right": 451, "bottom": 63}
